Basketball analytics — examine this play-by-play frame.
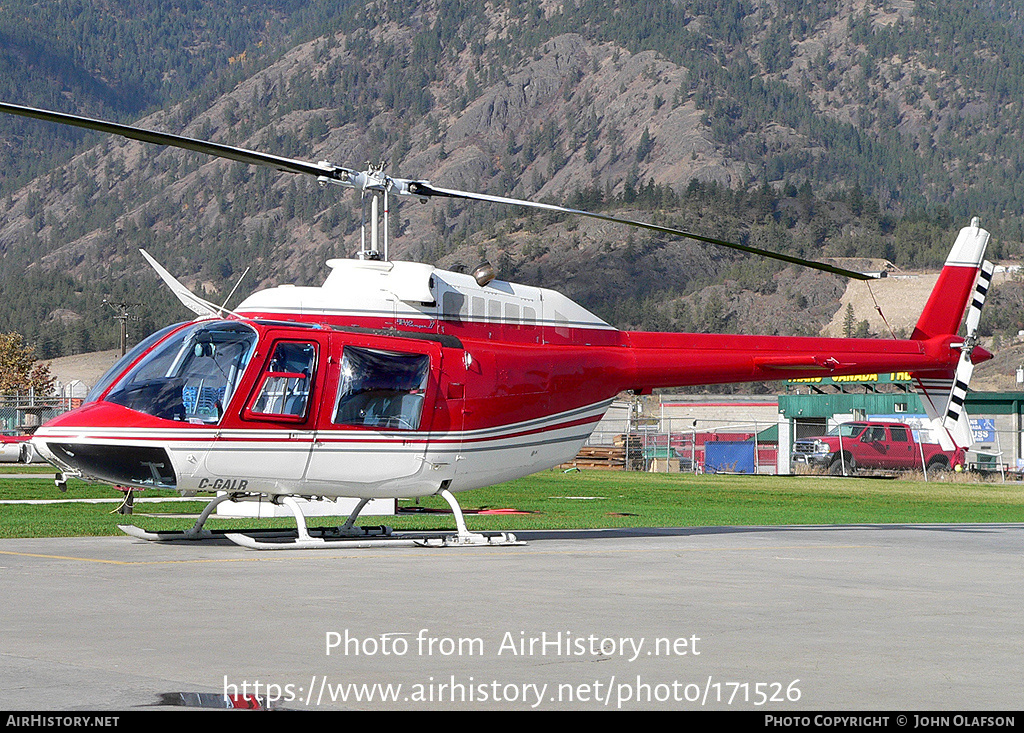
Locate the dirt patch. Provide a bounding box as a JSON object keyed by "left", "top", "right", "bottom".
{"left": 44, "top": 349, "right": 121, "bottom": 392}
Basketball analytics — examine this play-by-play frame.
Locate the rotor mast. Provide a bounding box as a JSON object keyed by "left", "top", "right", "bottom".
{"left": 320, "top": 161, "right": 393, "bottom": 261}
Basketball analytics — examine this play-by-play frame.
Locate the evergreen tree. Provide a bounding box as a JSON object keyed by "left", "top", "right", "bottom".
{"left": 843, "top": 303, "right": 855, "bottom": 338}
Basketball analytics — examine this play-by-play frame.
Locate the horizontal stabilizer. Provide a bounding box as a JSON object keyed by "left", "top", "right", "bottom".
{"left": 753, "top": 355, "right": 845, "bottom": 371}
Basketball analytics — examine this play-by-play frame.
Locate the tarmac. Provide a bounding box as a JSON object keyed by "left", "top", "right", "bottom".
{"left": 0, "top": 523, "right": 1022, "bottom": 711}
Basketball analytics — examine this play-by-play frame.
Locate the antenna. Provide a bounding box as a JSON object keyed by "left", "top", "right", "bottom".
{"left": 221, "top": 267, "right": 250, "bottom": 312}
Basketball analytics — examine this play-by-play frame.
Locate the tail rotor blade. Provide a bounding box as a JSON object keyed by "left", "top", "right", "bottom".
{"left": 964, "top": 260, "right": 994, "bottom": 335}
{"left": 944, "top": 355, "right": 973, "bottom": 427}
{"left": 937, "top": 258, "right": 993, "bottom": 447}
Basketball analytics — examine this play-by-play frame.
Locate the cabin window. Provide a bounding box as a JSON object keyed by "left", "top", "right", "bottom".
{"left": 104, "top": 321, "right": 257, "bottom": 423}
{"left": 442, "top": 291, "right": 465, "bottom": 322}
{"left": 248, "top": 342, "right": 317, "bottom": 419}
{"left": 333, "top": 346, "right": 430, "bottom": 430}
{"left": 826, "top": 423, "right": 866, "bottom": 439}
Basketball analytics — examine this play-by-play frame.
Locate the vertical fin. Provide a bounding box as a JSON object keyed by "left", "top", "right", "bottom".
{"left": 909, "top": 223, "right": 992, "bottom": 450}
{"left": 911, "top": 218, "right": 989, "bottom": 341}
{"left": 931, "top": 259, "right": 993, "bottom": 449}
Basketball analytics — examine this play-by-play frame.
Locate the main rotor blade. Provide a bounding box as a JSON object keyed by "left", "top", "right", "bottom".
{"left": 0, "top": 101, "right": 875, "bottom": 280}
{"left": 0, "top": 102, "right": 346, "bottom": 181}
{"left": 408, "top": 183, "right": 877, "bottom": 280}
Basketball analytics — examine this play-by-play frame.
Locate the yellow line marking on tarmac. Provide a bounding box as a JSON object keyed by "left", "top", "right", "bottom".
{"left": 0, "top": 544, "right": 878, "bottom": 565}
{"left": 0, "top": 550, "right": 265, "bottom": 565}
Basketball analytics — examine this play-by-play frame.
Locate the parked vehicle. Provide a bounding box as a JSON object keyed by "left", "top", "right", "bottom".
{"left": 792, "top": 421, "right": 965, "bottom": 475}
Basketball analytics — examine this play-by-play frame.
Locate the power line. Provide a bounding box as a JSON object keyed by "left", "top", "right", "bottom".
{"left": 103, "top": 300, "right": 141, "bottom": 356}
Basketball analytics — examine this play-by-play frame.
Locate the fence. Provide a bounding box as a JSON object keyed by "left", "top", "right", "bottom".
{"left": 582, "top": 417, "right": 1024, "bottom": 481}
{"left": 0, "top": 395, "right": 79, "bottom": 434}
{"left": 583, "top": 419, "right": 779, "bottom": 475}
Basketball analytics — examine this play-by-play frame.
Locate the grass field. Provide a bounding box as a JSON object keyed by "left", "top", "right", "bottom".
{"left": 1, "top": 468, "right": 1023, "bottom": 539}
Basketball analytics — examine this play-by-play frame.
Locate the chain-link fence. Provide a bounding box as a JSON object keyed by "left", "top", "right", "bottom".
{"left": 583, "top": 419, "right": 779, "bottom": 474}
{"left": 0, "top": 396, "right": 78, "bottom": 434}
{"left": 579, "top": 409, "right": 1024, "bottom": 481}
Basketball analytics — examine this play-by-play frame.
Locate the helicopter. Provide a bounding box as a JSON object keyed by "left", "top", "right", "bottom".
{"left": 0, "top": 101, "right": 994, "bottom": 549}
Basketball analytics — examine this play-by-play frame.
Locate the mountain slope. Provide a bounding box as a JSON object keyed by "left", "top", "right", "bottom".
{"left": 0, "top": 0, "right": 1022, "bottom": 360}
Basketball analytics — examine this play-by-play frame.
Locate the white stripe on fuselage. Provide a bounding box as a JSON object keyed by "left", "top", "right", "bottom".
{"left": 34, "top": 398, "right": 614, "bottom": 447}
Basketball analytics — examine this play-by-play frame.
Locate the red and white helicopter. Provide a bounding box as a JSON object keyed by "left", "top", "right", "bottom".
{"left": 0, "top": 102, "right": 994, "bottom": 549}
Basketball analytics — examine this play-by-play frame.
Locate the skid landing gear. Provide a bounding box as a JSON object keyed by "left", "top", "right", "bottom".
{"left": 119, "top": 493, "right": 244, "bottom": 542}
{"left": 119, "top": 490, "right": 523, "bottom": 550}
{"left": 227, "top": 490, "right": 523, "bottom": 550}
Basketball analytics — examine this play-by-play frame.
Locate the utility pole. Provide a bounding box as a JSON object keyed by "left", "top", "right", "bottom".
{"left": 103, "top": 300, "right": 140, "bottom": 356}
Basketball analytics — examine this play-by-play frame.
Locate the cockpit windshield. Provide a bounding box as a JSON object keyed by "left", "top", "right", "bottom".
{"left": 104, "top": 321, "right": 258, "bottom": 423}
{"left": 85, "top": 321, "right": 188, "bottom": 404}
{"left": 826, "top": 423, "right": 867, "bottom": 439}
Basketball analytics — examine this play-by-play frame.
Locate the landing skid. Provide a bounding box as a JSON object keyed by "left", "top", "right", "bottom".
{"left": 118, "top": 492, "right": 242, "bottom": 542}
{"left": 224, "top": 528, "right": 522, "bottom": 550}
{"left": 118, "top": 490, "right": 524, "bottom": 550}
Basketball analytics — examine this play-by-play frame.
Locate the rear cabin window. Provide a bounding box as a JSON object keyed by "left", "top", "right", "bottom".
{"left": 333, "top": 346, "right": 430, "bottom": 430}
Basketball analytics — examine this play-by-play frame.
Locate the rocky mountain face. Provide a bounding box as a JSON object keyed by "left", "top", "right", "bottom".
{"left": 0, "top": 0, "right": 1022, "bottom": 358}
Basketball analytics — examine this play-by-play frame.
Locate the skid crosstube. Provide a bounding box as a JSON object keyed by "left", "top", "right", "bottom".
{"left": 117, "top": 489, "right": 525, "bottom": 550}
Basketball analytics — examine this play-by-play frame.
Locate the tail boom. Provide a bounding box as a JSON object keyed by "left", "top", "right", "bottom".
{"left": 621, "top": 331, "right": 965, "bottom": 392}
{"left": 621, "top": 220, "right": 992, "bottom": 451}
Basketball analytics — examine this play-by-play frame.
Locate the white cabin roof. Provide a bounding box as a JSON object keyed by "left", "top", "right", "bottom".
{"left": 235, "top": 258, "right": 613, "bottom": 331}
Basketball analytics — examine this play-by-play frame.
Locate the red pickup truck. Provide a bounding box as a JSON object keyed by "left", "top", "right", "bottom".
{"left": 791, "top": 421, "right": 965, "bottom": 475}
